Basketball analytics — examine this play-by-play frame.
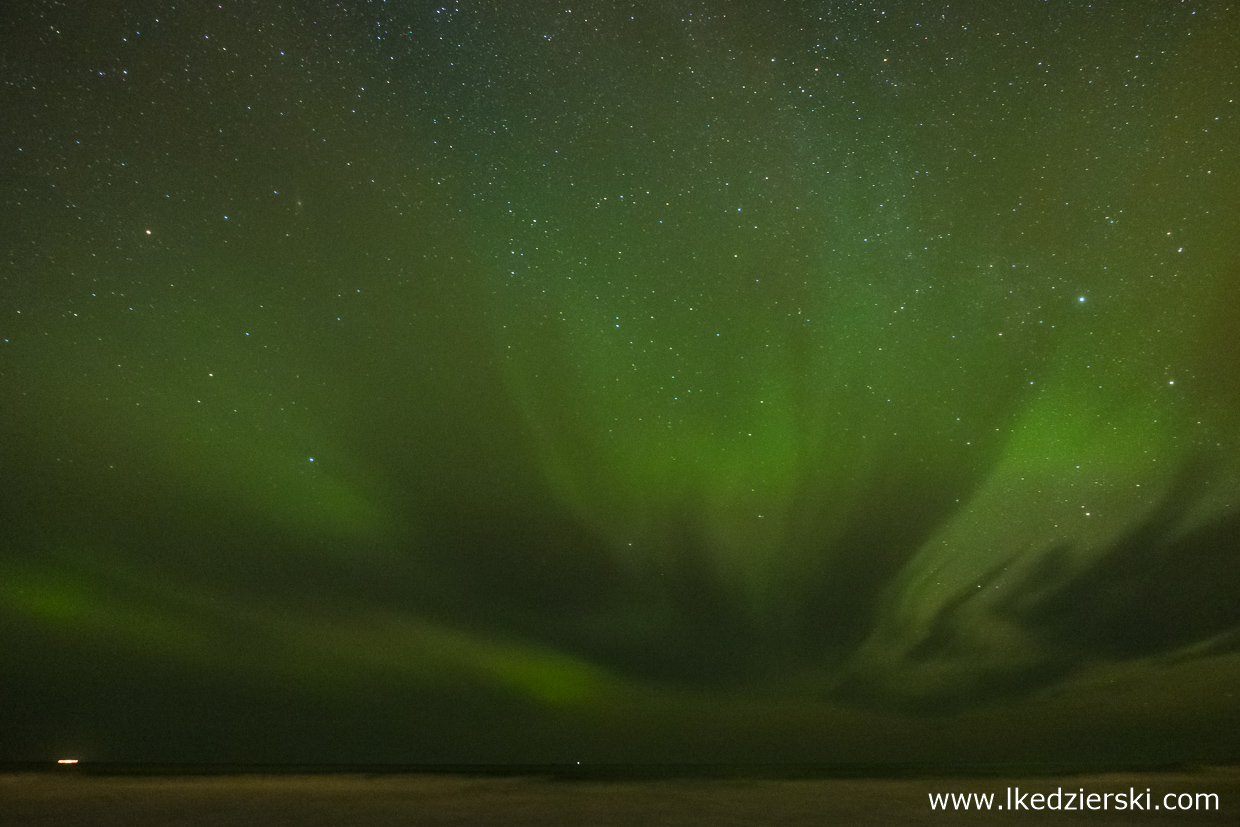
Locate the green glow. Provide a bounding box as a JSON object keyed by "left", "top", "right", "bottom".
{"left": 1, "top": 564, "right": 197, "bottom": 654}
{"left": 2, "top": 0, "right": 1238, "bottom": 763}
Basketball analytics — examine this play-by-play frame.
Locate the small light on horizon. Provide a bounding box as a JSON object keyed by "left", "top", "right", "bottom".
{"left": 57, "top": 758, "right": 78, "bottom": 764}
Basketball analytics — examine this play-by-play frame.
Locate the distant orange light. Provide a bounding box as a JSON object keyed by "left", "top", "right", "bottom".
{"left": 57, "top": 759, "right": 79, "bottom": 764}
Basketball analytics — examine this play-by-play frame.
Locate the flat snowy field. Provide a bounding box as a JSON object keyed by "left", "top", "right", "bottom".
{"left": 3, "top": 769, "right": 1237, "bottom": 825}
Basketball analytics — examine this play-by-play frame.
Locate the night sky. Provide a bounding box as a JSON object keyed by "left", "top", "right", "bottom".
{"left": 3, "top": 1, "right": 1239, "bottom": 766}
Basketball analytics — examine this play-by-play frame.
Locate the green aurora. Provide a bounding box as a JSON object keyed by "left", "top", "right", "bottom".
{"left": 2, "top": 1, "right": 1239, "bottom": 765}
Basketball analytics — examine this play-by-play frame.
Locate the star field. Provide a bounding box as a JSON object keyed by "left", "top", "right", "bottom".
{"left": 2, "top": 0, "right": 1239, "bottom": 765}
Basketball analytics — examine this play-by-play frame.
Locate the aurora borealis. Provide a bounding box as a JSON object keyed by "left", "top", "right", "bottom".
{"left": 3, "top": 0, "right": 1239, "bottom": 766}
